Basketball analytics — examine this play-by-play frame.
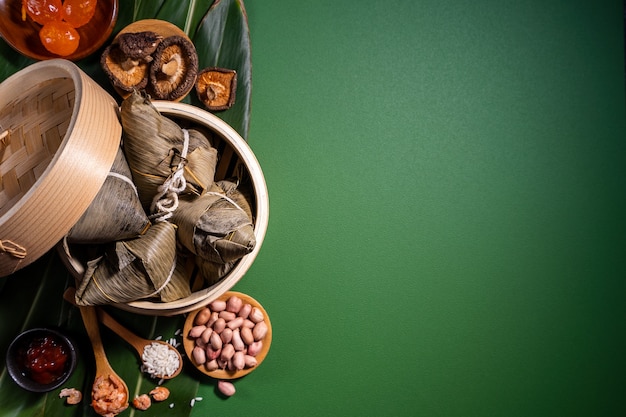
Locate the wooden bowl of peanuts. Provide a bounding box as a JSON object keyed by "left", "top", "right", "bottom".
{"left": 182, "top": 291, "right": 272, "bottom": 380}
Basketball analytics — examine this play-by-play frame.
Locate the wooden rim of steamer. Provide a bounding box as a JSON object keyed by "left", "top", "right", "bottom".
{"left": 0, "top": 59, "right": 122, "bottom": 277}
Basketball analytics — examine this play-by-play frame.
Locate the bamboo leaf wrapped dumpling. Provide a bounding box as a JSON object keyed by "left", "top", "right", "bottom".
{"left": 73, "top": 221, "right": 187, "bottom": 306}
{"left": 172, "top": 182, "right": 256, "bottom": 265}
{"left": 192, "top": 179, "right": 256, "bottom": 284}
{"left": 120, "top": 90, "right": 218, "bottom": 218}
{"left": 67, "top": 146, "right": 151, "bottom": 244}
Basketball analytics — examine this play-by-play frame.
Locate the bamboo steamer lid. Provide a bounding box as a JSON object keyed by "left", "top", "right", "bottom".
{"left": 0, "top": 59, "right": 122, "bottom": 277}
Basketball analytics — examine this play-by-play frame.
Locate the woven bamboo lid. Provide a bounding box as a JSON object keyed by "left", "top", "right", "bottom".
{"left": 0, "top": 59, "right": 122, "bottom": 277}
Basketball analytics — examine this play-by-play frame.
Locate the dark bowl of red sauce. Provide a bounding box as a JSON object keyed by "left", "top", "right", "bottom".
{"left": 5, "top": 327, "right": 78, "bottom": 392}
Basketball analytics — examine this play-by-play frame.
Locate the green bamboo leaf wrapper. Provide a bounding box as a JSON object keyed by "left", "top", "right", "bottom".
{"left": 120, "top": 90, "right": 218, "bottom": 212}
{"left": 188, "top": 179, "right": 255, "bottom": 283}
{"left": 74, "top": 222, "right": 182, "bottom": 306}
{"left": 172, "top": 182, "right": 255, "bottom": 265}
{"left": 67, "top": 146, "right": 151, "bottom": 244}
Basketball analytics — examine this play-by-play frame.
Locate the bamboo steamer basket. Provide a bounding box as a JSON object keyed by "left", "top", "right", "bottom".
{"left": 0, "top": 59, "right": 122, "bottom": 277}
{"left": 60, "top": 102, "right": 269, "bottom": 316}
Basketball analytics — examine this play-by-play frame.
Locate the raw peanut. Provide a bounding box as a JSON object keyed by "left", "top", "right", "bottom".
{"left": 242, "top": 319, "right": 255, "bottom": 329}
{"left": 240, "top": 326, "right": 254, "bottom": 345}
{"left": 200, "top": 327, "right": 213, "bottom": 345}
{"left": 220, "top": 327, "right": 233, "bottom": 344}
{"left": 247, "top": 340, "right": 263, "bottom": 356}
{"left": 249, "top": 307, "right": 264, "bottom": 323}
{"left": 194, "top": 307, "right": 211, "bottom": 325}
{"left": 213, "top": 318, "right": 226, "bottom": 333}
{"left": 209, "top": 299, "right": 227, "bottom": 312}
{"left": 220, "top": 343, "right": 235, "bottom": 361}
{"left": 219, "top": 311, "right": 236, "bottom": 321}
{"left": 227, "top": 358, "right": 235, "bottom": 371}
{"left": 205, "top": 359, "right": 219, "bottom": 371}
{"left": 226, "top": 295, "right": 243, "bottom": 313}
{"left": 218, "top": 380, "right": 236, "bottom": 397}
{"left": 231, "top": 328, "right": 245, "bottom": 351}
{"left": 253, "top": 321, "right": 268, "bottom": 341}
{"left": 232, "top": 351, "right": 245, "bottom": 370}
{"left": 227, "top": 316, "right": 244, "bottom": 330}
{"left": 188, "top": 325, "right": 207, "bottom": 338}
{"left": 238, "top": 303, "right": 252, "bottom": 319}
{"left": 207, "top": 346, "right": 221, "bottom": 360}
{"left": 244, "top": 355, "right": 258, "bottom": 368}
{"left": 192, "top": 346, "right": 206, "bottom": 365}
{"left": 217, "top": 358, "right": 228, "bottom": 369}
{"left": 210, "top": 331, "right": 223, "bottom": 350}
{"left": 207, "top": 311, "right": 219, "bottom": 328}
{"left": 195, "top": 337, "right": 207, "bottom": 348}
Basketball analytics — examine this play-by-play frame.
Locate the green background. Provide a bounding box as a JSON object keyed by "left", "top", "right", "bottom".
{"left": 203, "top": 1, "right": 626, "bottom": 416}
{"left": 1, "top": 0, "right": 625, "bottom": 416}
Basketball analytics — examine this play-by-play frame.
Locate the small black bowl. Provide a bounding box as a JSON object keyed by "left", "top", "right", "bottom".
{"left": 5, "top": 327, "right": 78, "bottom": 393}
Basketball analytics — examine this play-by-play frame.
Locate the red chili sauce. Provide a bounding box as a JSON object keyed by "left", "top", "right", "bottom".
{"left": 17, "top": 334, "right": 69, "bottom": 385}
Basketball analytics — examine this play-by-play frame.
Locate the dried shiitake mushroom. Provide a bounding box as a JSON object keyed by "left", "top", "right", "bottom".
{"left": 117, "top": 31, "right": 163, "bottom": 61}
{"left": 100, "top": 43, "right": 150, "bottom": 92}
{"left": 195, "top": 67, "right": 237, "bottom": 111}
{"left": 148, "top": 35, "right": 198, "bottom": 101}
{"left": 101, "top": 31, "right": 164, "bottom": 93}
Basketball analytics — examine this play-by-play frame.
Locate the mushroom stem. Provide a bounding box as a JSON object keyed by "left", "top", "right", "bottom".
{"left": 161, "top": 56, "right": 181, "bottom": 77}
{"left": 204, "top": 82, "right": 226, "bottom": 101}
{"left": 121, "top": 58, "right": 140, "bottom": 71}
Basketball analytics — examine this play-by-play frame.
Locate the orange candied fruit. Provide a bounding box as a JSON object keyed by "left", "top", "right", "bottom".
{"left": 61, "top": 0, "right": 97, "bottom": 29}
{"left": 22, "top": 0, "right": 62, "bottom": 25}
{"left": 39, "top": 20, "right": 80, "bottom": 56}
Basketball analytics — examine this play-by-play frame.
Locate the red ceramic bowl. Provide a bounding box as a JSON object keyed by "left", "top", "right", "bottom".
{"left": 0, "top": 0, "right": 118, "bottom": 61}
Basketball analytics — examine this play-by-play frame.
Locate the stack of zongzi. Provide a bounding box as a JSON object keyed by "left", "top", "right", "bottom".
{"left": 68, "top": 90, "right": 256, "bottom": 307}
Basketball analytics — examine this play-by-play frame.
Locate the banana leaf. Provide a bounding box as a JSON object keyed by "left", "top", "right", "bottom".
{"left": 0, "top": 1, "right": 253, "bottom": 416}
{"left": 0, "top": 254, "right": 201, "bottom": 417}
{"left": 189, "top": 0, "right": 252, "bottom": 138}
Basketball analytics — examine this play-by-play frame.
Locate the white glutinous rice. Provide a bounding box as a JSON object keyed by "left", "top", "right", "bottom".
{"left": 141, "top": 342, "right": 180, "bottom": 378}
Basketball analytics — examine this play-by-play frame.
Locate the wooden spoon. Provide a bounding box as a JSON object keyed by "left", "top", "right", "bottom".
{"left": 96, "top": 308, "right": 183, "bottom": 380}
{"left": 76, "top": 302, "right": 130, "bottom": 416}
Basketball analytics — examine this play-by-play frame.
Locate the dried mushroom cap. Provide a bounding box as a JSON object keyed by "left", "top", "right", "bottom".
{"left": 101, "top": 43, "right": 150, "bottom": 92}
{"left": 196, "top": 67, "right": 237, "bottom": 111}
{"left": 149, "top": 35, "right": 198, "bottom": 101}
{"left": 117, "top": 31, "right": 163, "bottom": 59}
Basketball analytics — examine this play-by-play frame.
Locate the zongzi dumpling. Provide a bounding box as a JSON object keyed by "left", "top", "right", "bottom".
{"left": 172, "top": 182, "right": 256, "bottom": 265}
{"left": 74, "top": 221, "right": 180, "bottom": 306}
{"left": 191, "top": 180, "right": 256, "bottom": 284}
{"left": 120, "top": 90, "right": 218, "bottom": 216}
{"left": 67, "top": 146, "right": 151, "bottom": 244}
